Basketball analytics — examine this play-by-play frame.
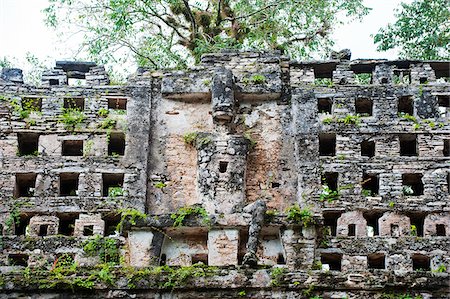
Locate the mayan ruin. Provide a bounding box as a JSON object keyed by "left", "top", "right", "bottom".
{"left": 0, "top": 49, "right": 448, "bottom": 298}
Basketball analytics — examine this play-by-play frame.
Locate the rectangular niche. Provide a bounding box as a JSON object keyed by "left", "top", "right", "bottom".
{"left": 355, "top": 98, "right": 373, "bottom": 116}
{"left": 22, "top": 97, "right": 42, "bottom": 111}
{"left": 108, "top": 98, "right": 127, "bottom": 110}
{"left": 14, "top": 173, "right": 37, "bottom": 198}
{"left": 399, "top": 134, "right": 417, "bottom": 156}
{"left": 102, "top": 173, "right": 124, "bottom": 197}
{"left": 108, "top": 133, "right": 125, "bottom": 156}
{"left": 402, "top": 173, "right": 424, "bottom": 196}
{"left": 59, "top": 173, "right": 79, "bottom": 196}
{"left": 17, "top": 133, "right": 39, "bottom": 156}
{"left": 319, "top": 133, "right": 336, "bottom": 156}
{"left": 398, "top": 96, "right": 414, "bottom": 115}
{"left": 318, "top": 98, "right": 332, "bottom": 114}
{"left": 63, "top": 98, "right": 84, "bottom": 110}
{"left": 62, "top": 140, "right": 83, "bottom": 156}
{"left": 368, "top": 253, "right": 385, "bottom": 269}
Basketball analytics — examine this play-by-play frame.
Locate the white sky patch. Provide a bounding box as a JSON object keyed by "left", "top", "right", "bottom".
{"left": 0, "top": 0, "right": 413, "bottom": 72}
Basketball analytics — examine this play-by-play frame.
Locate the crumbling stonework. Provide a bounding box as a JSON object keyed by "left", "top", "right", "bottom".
{"left": 0, "top": 50, "right": 448, "bottom": 298}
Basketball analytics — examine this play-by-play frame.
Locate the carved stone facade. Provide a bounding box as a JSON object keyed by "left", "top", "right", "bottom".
{"left": 0, "top": 51, "right": 448, "bottom": 298}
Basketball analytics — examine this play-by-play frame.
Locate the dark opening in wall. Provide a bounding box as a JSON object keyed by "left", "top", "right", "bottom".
{"left": 321, "top": 253, "right": 342, "bottom": 271}
{"left": 58, "top": 214, "right": 77, "bottom": 236}
{"left": 393, "top": 70, "right": 411, "bottom": 84}
{"left": 219, "top": 161, "right": 228, "bottom": 173}
{"left": 15, "top": 215, "right": 30, "bottom": 236}
{"left": 390, "top": 224, "right": 400, "bottom": 237}
{"left": 363, "top": 212, "right": 383, "bottom": 236}
{"left": 436, "top": 224, "right": 446, "bottom": 236}
{"left": 419, "top": 77, "right": 428, "bottom": 84}
{"left": 398, "top": 96, "right": 414, "bottom": 115}
{"left": 399, "top": 134, "right": 417, "bottom": 156}
{"left": 63, "top": 98, "right": 84, "bottom": 110}
{"left": 62, "top": 140, "right": 83, "bottom": 156}
{"left": 59, "top": 173, "right": 79, "bottom": 196}
{"left": 17, "top": 133, "right": 39, "bottom": 156}
{"left": 362, "top": 173, "right": 379, "bottom": 196}
{"left": 355, "top": 98, "right": 373, "bottom": 116}
{"left": 83, "top": 225, "right": 94, "bottom": 236}
{"left": 438, "top": 95, "right": 449, "bottom": 107}
{"left": 323, "top": 211, "right": 341, "bottom": 236}
{"left": 402, "top": 173, "right": 424, "bottom": 196}
{"left": 318, "top": 98, "right": 332, "bottom": 114}
{"left": 105, "top": 216, "right": 121, "bottom": 236}
{"left": 361, "top": 140, "right": 375, "bottom": 157}
{"left": 412, "top": 254, "right": 430, "bottom": 271}
{"left": 159, "top": 254, "right": 167, "bottom": 266}
{"left": 49, "top": 79, "right": 59, "bottom": 86}
{"left": 368, "top": 253, "right": 385, "bottom": 269}
{"left": 238, "top": 229, "right": 249, "bottom": 265}
{"left": 108, "top": 98, "right": 127, "bottom": 110}
{"left": 444, "top": 140, "right": 450, "bottom": 156}
{"left": 380, "top": 78, "right": 388, "bottom": 84}
{"left": 448, "top": 173, "right": 450, "bottom": 194}
{"left": 277, "top": 253, "right": 286, "bottom": 265}
{"left": 191, "top": 253, "right": 208, "bottom": 265}
{"left": 108, "top": 133, "right": 125, "bottom": 156}
{"left": 8, "top": 254, "right": 28, "bottom": 267}
{"left": 408, "top": 212, "right": 425, "bottom": 237}
{"left": 14, "top": 173, "right": 37, "bottom": 198}
{"left": 348, "top": 224, "right": 356, "bottom": 236}
{"left": 322, "top": 172, "right": 338, "bottom": 191}
{"left": 22, "top": 98, "right": 42, "bottom": 112}
{"left": 271, "top": 182, "right": 280, "bottom": 188}
{"left": 102, "top": 173, "right": 124, "bottom": 197}
{"left": 319, "top": 133, "right": 336, "bottom": 156}
{"left": 0, "top": 224, "right": 3, "bottom": 235}
{"left": 38, "top": 224, "right": 49, "bottom": 237}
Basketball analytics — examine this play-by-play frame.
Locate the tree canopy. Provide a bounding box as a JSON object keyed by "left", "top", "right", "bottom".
{"left": 44, "top": 0, "right": 369, "bottom": 69}
{"left": 373, "top": 0, "right": 450, "bottom": 60}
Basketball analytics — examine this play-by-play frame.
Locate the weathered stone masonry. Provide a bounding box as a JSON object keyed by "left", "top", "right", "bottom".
{"left": 0, "top": 51, "right": 448, "bottom": 298}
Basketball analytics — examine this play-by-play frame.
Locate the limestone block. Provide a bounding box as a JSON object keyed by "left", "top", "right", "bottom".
{"left": 208, "top": 229, "right": 239, "bottom": 266}
{"left": 342, "top": 255, "right": 367, "bottom": 272}
{"left": 28, "top": 215, "right": 59, "bottom": 237}
{"left": 74, "top": 214, "right": 104, "bottom": 237}
{"left": 378, "top": 212, "right": 411, "bottom": 237}
{"left": 424, "top": 213, "right": 450, "bottom": 236}
{"left": 337, "top": 211, "right": 367, "bottom": 237}
{"left": 387, "top": 254, "right": 412, "bottom": 272}
{"left": 128, "top": 231, "right": 155, "bottom": 267}
{"left": 39, "top": 134, "right": 61, "bottom": 156}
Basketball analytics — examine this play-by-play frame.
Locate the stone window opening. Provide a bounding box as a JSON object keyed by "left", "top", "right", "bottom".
{"left": 380, "top": 77, "right": 388, "bottom": 84}
{"left": 17, "top": 132, "right": 39, "bottom": 156}
{"left": 22, "top": 97, "right": 42, "bottom": 112}
{"left": 49, "top": 79, "right": 59, "bottom": 86}
{"left": 355, "top": 98, "right": 373, "bottom": 116}
{"left": 322, "top": 172, "right": 338, "bottom": 192}
{"left": 38, "top": 224, "right": 49, "bottom": 237}
{"left": 105, "top": 216, "right": 121, "bottom": 236}
{"left": 361, "top": 140, "right": 375, "bottom": 157}
{"left": 363, "top": 212, "right": 382, "bottom": 236}
{"left": 390, "top": 224, "right": 400, "bottom": 237}
{"left": 15, "top": 215, "right": 30, "bottom": 236}
{"left": 159, "top": 254, "right": 167, "bottom": 266}
{"left": 402, "top": 173, "right": 424, "bottom": 196}
{"left": 444, "top": 140, "right": 450, "bottom": 156}
{"left": 102, "top": 173, "right": 124, "bottom": 197}
{"left": 323, "top": 211, "right": 341, "bottom": 236}
{"left": 58, "top": 214, "right": 77, "bottom": 236}
{"left": 419, "top": 77, "right": 428, "bottom": 84}
{"left": 448, "top": 173, "right": 450, "bottom": 194}
{"left": 191, "top": 253, "right": 208, "bottom": 265}
{"left": 348, "top": 224, "right": 356, "bottom": 236}
{"left": 436, "top": 224, "right": 446, "bottom": 236}
{"left": 14, "top": 173, "right": 37, "bottom": 198}
{"left": 59, "top": 173, "right": 79, "bottom": 196}
{"left": 399, "top": 134, "right": 417, "bottom": 156}
{"left": 393, "top": 70, "right": 411, "bottom": 84}
{"left": 63, "top": 98, "right": 84, "bottom": 110}
{"left": 83, "top": 225, "right": 94, "bottom": 236}
{"left": 62, "top": 140, "right": 83, "bottom": 156}
{"left": 219, "top": 161, "right": 228, "bottom": 173}
{"left": 271, "top": 182, "right": 280, "bottom": 188}
{"left": 238, "top": 229, "right": 249, "bottom": 265}
{"left": 398, "top": 96, "right": 414, "bottom": 115}
{"left": 108, "top": 98, "right": 127, "bottom": 110}
{"left": 8, "top": 254, "right": 28, "bottom": 267}
{"left": 437, "top": 95, "right": 449, "bottom": 115}
{"left": 361, "top": 173, "right": 379, "bottom": 196}
{"left": 368, "top": 253, "right": 385, "bottom": 269}
{"left": 320, "top": 253, "right": 342, "bottom": 271}
{"left": 318, "top": 98, "right": 332, "bottom": 114}
{"left": 277, "top": 253, "right": 286, "bottom": 265}
{"left": 412, "top": 254, "right": 430, "bottom": 271}
{"left": 408, "top": 212, "right": 425, "bottom": 237}
{"left": 319, "top": 133, "right": 336, "bottom": 156}
{"left": 108, "top": 133, "right": 125, "bottom": 156}
{"left": 0, "top": 224, "right": 3, "bottom": 236}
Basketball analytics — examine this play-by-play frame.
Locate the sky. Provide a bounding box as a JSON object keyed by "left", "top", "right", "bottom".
{"left": 0, "top": 0, "right": 412, "bottom": 73}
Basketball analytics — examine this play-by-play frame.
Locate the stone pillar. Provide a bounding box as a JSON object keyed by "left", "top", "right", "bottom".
{"left": 41, "top": 69, "right": 67, "bottom": 87}
{"left": 211, "top": 68, "right": 236, "bottom": 126}
{"left": 28, "top": 215, "right": 59, "bottom": 237}
{"left": 373, "top": 64, "right": 393, "bottom": 84}
{"left": 128, "top": 231, "right": 155, "bottom": 267}
{"left": 207, "top": 229, "right": 239, "bottom": 266}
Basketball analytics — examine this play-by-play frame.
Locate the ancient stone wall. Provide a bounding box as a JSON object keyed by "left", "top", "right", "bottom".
{"left": 0, "top": 51, "right": 448, "bottom": 298}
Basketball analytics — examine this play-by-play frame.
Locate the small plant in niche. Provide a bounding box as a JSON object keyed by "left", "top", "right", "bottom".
{"left": 170, "top": 206, "right": 210, "bottom": 227}
{"left": 98, "top": 108, "right": 109, "bottom": 117}
{"left": 108, "top": 186, "right": 124, "bottom": 197}
{"left": 410, "top": 225, "right": 417, "bottom": 236}
{"left": 356, "top": 73, "right": 372, "bottom": 85}
{"left": 154, "top": 182, "right": 166, "bottom": 189}
{"left": 183, "top": 132, "right": 198, "bottom": 146}
{"left": 270, "top": 267, "right": 285, "bottom": 286}
{"left": 361, "top": 189, "right": 373, "bottom": 197}
{"left": 338, "top": 114, "right": 361, "bottom": 125}
{"left": 286, "top": 204, "right": 314, "bottom": 227}
{"left": 59, "top": 108, "right": 86, "bottom": 131}
{"left": 319, "top": 184, "right": 339, "bottom": 202}
{"left": 402, "top": 185, "right": 414, "bottom": 196}
{"left": 250, "top": 74, "right": 266, "bottom": 84}
{"left": 314, "top": 78, "right": 334, "bottom": 87}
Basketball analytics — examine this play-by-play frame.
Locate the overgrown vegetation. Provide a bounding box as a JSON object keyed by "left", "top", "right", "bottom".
{"left": 314, "top": 78, "right": 334, "bottom": 87}
{"left": 270, "top": 267, "right": 285, "bottom": 287}
{"left": 320, "top": 184, "right": 340, "bottom": 202}
{"left": 116, "top": 208, "right": 147, "bottom": 232}
{"left": 356, "top": 73, "right": 372, "bottom": 84}
{"left": 171, "top": 206, "right": 210, "bottom": 227}
{"left": 83, "top": 236, "right": 120, "bottom": 264}
{"left": 286, "top": 204, "right": 314, "bottom": 227}
{"left": 59, "top": 108, "right": 86, "bottom": 131}
{"left": 183, "top": 132, "right": 211, "bottom": 147}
